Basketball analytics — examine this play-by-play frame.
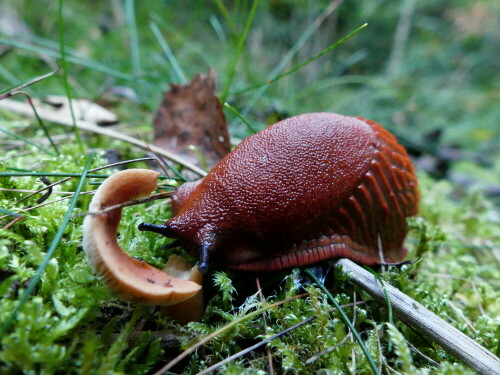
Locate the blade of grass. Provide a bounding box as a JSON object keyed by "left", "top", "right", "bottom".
{"left": 58, "top": 0, "right": 83, "bottom": 152}
{"left": 0, "top": 126, "right": 53, "bottom": 155}
{"left": 0, "top": 37, "right": 159, "bottom": 89}
{"left": 220, "top": 0, "right": 260, "bottom": 102}
{"left": 366, "top": 267, "right": 394, "bottom": 325}
{"left": 14, "top": 91, "right": 60, "bottom": 155}
{"left": 0, "top": 152, "right": 95, "bottom": 338}
{"left": 0, "top": 172, "right": 110, "bottom": 178}
{"left": 224, "top": 102, "right": 257, "bottom": 133}
{"left": 209, "top": 15, "right": 227, "bottom": 44}
{"left": 234, "top": 23, "right": 368, "bottom": 97}
{"left": 125, "top": 0, "right": 141, "bottom": 78}
{"left": 241, "top": 0, "right": 344, "bottom": 116}
{"left": 149, "top": 21, "right": 187, "bottom": 83}
{"left": 0, "top": 208, "right": 22, "bottom": 218}
{"left": 0, "top": 191, "right": 96, "bottom": 221}
{"left": 304, "top": 268, "right": 380, "bottom": 375}
{"left": 0, "top": 69, "right": 58, "bottom": 99}
{"left": 212, "top": 0, "right": 237, "bottom": 36}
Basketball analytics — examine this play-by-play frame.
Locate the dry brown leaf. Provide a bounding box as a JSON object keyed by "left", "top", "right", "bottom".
{"left": 152, "top": 68, "right": 230, "bottom": 170}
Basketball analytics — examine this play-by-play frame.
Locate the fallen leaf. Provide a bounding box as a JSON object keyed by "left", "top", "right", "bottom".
{"left": 152, "top": 68, "right": 230, "bottom": 170}
{"left": 43, "top": 95, "right": 118, "bottom": 126}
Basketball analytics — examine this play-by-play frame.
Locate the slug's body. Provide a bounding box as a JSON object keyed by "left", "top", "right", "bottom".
{"left": 141, "top": 113, "right": 419, "bottom": 272}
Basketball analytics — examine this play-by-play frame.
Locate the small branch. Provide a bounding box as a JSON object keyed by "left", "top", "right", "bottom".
{"left": 0, "top": 98, "right": 207, "bottom": 177}
{"left": 153, "top": 293, "right": 309, "bottom": 375}
{"left": 80, "top": 191, "right": 172, "bottom": 217}
{"left": 336, "top": 258, "right": 500, "bottom": 375}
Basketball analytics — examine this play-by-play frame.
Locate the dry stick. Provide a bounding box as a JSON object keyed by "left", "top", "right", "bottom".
{"left": 8, "top": 157, "right": 157, "bottom": 206}
{"left": 80, "top": 191, "right": 172, "bottom": 217}
{"left": 153, "top": 293, "right": 309, "bottom": 375}
{"left": 406, "top": 341, "right": 440, "bottom": 367}
{"left": 3, "top": 177, "right": 53, "bottom": 229}
{"left": 336, "top": 258, "right": 500, "bottom": 375}
{"left": 1, "top": 191, "right": 96, "bottom": 223}
{"left": 0, "top": 69, "right": 59, "bottom": 100}
{"left": 0, "top": 98, "right": 207, "bottom": 177}
{"left": 305, "top": 335, "right": 350, "bottom": 365}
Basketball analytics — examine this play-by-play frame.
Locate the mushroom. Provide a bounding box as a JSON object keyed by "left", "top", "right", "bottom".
{"left": 82, "top": 169, "right": 202, "bottom": 305}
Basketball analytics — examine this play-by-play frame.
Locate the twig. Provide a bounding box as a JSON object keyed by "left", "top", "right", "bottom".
{"left": 305, "top": 335, "right": 350, "bottom": 365}
{"left": 79, "top": 191, "right": 172, "bottom": 217}
{"left": 0, "top": 98, "right": 207, "bottom": 176}
{"left": 8, "top": 157, "right": 157, "bottom": 206}
{"left": 0, "top": 191, "right": 95, "bottom": 222}
{"left": 336, "top": 258, "right": 500, "bottom": 375}
{"left": 196, "top": 315, "right": 313, "bottom": 375}
{"left": 0, "top": 69, "right": 59, "bottom": 100}
{"left": 406, "top": 341, "right": 440, "bottom": 367}
{"left": 152, "top": 293, "right": 309, "bottom": 375}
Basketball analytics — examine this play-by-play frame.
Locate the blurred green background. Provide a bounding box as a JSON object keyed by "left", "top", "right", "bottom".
{"left": 1, "top": 0, "right": 499, "bottom": 192}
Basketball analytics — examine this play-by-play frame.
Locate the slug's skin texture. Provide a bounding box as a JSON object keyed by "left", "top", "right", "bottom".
{"left": 161, "top": 113, "right": 419, "bottom": 271}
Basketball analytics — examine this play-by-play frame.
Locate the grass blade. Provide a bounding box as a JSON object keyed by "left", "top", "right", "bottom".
{"left": 234, "top": 23, "right": 368, "bottom": 97}
{"left": 0, "top": 69, "right": 58, "bottom": 99}
{"left": 305, "top": 268, "right": 380, "bottom": 375}
{"left": 0, "top": 126, "right": 53, "bottom": 155}
{"left": 14, "top": 91, "right": 60, "bottom": 156}
{"left": 224, "top": 102, "right": 257, "bottom": 133}
{"left": 241, "top": 0, "right": 344, "bottom": 116}
{"left": 0, "top": 208, "right": 22, "bottom": 218}
{"left": 58, "top": 0, "right": 83, "bottom": 151}
{"left": 220, "top": 0, "right": 260, "bottom": 102}
{"left": 0, "top": 37, "right": 158, "bottom": 88}
{"left": 125, "top": 0, "right": 141, "bottom": 78}
{"left": 149, "top": 21, "right": 187, "bottom": 83}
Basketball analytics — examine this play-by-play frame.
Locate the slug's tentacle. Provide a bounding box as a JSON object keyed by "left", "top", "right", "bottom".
{"left": 138, "top": 222, "right": 177, "bottom": 238}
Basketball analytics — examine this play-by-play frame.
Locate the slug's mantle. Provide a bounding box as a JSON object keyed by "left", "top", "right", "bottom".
{"left": 140, "top": 112, "right": 419, "bottom": 272}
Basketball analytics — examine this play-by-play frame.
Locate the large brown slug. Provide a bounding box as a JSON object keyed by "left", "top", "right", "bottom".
{"left": 140, "top": 112, "right": 419, "bottom": 272}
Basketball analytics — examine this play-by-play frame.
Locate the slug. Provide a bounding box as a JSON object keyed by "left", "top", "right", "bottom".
{"left": 140, "top": 112, "right": 419, "bottom": 272}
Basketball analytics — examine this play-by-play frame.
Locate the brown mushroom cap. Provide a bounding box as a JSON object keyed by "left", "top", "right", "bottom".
{"left": 82, "top": 169, "right": 201, "bottom": 305}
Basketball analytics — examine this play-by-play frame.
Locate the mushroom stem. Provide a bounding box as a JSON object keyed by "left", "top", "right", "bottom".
{"left": 82, "top": 169, "right": 201, "bottom": 305}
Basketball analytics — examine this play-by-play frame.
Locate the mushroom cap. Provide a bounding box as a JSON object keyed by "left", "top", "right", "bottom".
{"left": 82, "top": 169, "right": 201, "bottom": 305}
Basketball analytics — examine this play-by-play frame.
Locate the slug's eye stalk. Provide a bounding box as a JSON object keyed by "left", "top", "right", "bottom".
{"left": 138, "top": 222, "right": 176, "bottom": 238}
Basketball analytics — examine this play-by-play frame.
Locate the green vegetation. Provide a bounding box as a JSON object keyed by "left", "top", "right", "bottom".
{"left": 0, "top": 1, "right": 498, "bottom": 374}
